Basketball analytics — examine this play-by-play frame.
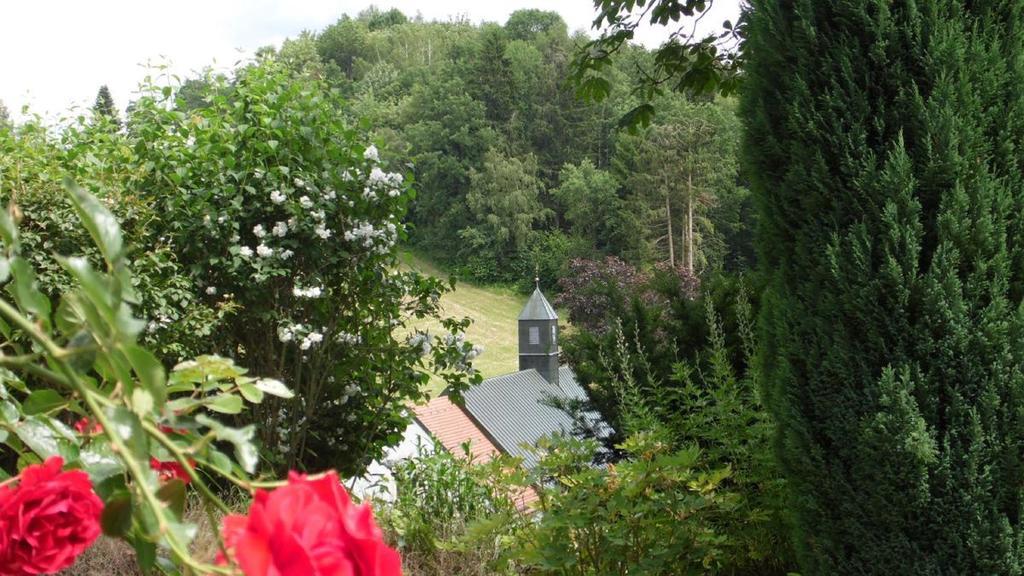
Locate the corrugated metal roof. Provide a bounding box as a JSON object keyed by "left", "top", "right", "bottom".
{"left": 518, "top": 288, "right": 558, "bottom": 321}
{"left": 461, "top": 366, "right": 607, "bottom": 469}
{"left": 413, "top": 396, "right": 501, "bottom": 463}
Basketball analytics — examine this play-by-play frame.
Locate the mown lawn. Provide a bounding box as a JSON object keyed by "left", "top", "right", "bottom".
{"left": 399, "top": 252, "right": 528, "bottom": 395}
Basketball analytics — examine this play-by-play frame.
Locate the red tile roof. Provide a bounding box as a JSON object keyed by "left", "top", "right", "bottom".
{"left": 413, "top": 396, "right": 501, "bottom": 463}
{"left": 412, "top": 396, "right": 539, "bottom": 511}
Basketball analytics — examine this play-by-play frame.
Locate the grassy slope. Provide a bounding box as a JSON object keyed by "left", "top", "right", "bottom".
{"left": 399, "top": 252, "right": 527, "bottom": 395}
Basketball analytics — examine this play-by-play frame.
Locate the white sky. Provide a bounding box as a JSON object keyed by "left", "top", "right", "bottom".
{"left": 1, "top": 0, "right": 741, "bottom": 121}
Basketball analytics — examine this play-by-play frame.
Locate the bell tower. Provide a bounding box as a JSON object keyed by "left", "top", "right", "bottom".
{"left": 518, "top": 279, "right": 559, "bottom": 386}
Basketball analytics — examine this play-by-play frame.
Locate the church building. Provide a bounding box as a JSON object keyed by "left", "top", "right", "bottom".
{"left": 352, "top": 285, "right": 610, "bottom": 501}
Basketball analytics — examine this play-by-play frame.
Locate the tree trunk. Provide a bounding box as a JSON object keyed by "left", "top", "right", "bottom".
{"left": 686, "top": 171, "right": 694, "bottom": 274}
{"left": 666, "top": 189, "right": 675, "bottom": 268}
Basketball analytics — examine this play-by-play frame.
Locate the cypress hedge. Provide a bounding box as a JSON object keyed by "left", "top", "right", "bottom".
{"left": 743, "top": 1, "right": 1024, "bottom": 573}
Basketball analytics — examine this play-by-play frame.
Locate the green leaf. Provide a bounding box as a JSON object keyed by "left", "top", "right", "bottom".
{"left": 22, "top": 389, "right": 66, "bottom": 415}
{"left": 15, "top": 416, "right": 60, "bottom": 458}
{"left": 238, "top": 382, "right": 264, "bottom": 404}
{"left": 196, "top": 414, "right": 258, "bottom": 474}
{"left": 80, "top": 442, "right": 125, "bottom": 485}
{"left": 0, "top": 204, "right": 18, "bottom": 247}
{"left": 0, "top": 399, "right": 17, "bottom": 422}
{"left": 156, "top": 478, "right": 188, "bottom": 519}
{"left": 57, "top": 256, "right": 115, "bottom": 321}
{"left": 101, "top": 493, "right": 133, "bottom": 537}
{"left": 131, "top": 388, "right": 155, "bottom": 416}
{"left": 124, "top": 345, "right": 167, "bottom": 406}
{"left": 8, "top": 257, "right": 51, "bottom": 326}
{"left": 63, "top": 178, "right": 124, "bottom": 266}
{"left": 207, "top": 393, "right": 243, "bottom": 414}
{"left": 134, "top": 538, "right": 157, "bottom": 575}
{"left": 254, "top": 378, "right": 293, "bottom": 399}
{"left": 105, "top": 406, "right": 149, "bottom": 462}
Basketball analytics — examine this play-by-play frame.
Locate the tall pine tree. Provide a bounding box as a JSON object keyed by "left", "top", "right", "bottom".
{"left": 93, "top": 85, "right": 120, "bottom": 127}
{"left": 743, "top": 1, "right": 1024, "bottom": 573}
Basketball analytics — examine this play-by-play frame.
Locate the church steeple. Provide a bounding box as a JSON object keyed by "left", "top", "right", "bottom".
{"left": 518, "top": 284, "right": 559, "bottom": 385}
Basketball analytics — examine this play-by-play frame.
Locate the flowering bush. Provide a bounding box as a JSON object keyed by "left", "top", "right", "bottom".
{"left": 0, "top": 182, "right": 400, "bottom": 574}
{"left": 124, "top": 59, "right": 481, "bottom": 473}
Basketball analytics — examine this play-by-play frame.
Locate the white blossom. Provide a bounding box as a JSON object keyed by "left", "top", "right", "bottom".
{"left": 300, "top": 196, "right": 313, "bottom": 209}
{"left": 239, "top": 246, "right": 254, "bottom": 258}
{"left": 293, "top": 284, "right": 323, "bottom": 298}
{"left": 254, "top": 169, "right": 265, "bottom": 180}
{"left": 294, "top": 177, "right": 305, "bottom": 188}
{"left": 272, "top": 221, "right": 288, "bottom": 237}
{"left": 253, "top": 224, "right": 266, "bottom": 238}
{"left": 256, "top": 243, "right": 273, "bottom": 258}
{"left": 364, "top": 144, "right": 379, "bottom": 162}
{"left": 205, "top": 286, "right": 218, "bottom": 296}
{"left": 280, "top": 249, "right": 294, "bottom": 260}
{"left": 314, "top": 224, "right": 332, "bottom": 239}
{"left": 335, "top": 332, "right": 361, "bottom": 345}
{"left": 270, "top": 190, "right": 286, "bottom": 204}
{"left": 324, "top": 189, "right": 336, "bottom": 200}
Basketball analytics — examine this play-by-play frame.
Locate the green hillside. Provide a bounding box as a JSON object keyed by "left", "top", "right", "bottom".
{"left": 399, "top": 252, "right": 528, "bottom": 394}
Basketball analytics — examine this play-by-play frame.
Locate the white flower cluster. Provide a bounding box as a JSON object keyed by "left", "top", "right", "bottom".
{"left": 362, "top": 167, "right": 404, "bottom": 202}
{"left": 272, "top": 221, "right": 288, "bottom": 237}
{"left": 343, "top": 220, "right": 398, "bottom": 255}
{"left": 270, "top": 190, "right": 286, "bottom": 204}
{"left": 407, "top": 331, "right": 432, "bottom": 356}
{"left": 335, "top": 331, "right": 361, "bottom": 345}
{"left": 256, "top": 244, "right": 273, "bottom": 258}
{"left": 277, "top": 323, "right": 326, "bottom": 350}
{"left": 146, "top": 313, "right": 173, "bottom": 334}
{"left": 364, "top": 144, "right": 379, "bottom": 162}
{"left": 293, "top": 284, "right": 323, "bottom": 298}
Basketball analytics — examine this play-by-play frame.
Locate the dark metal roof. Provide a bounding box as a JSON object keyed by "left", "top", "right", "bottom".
{"left": 518, "top": 288, "right": 558, "bottom": 321}
{"left": 461, "top": 366, "right": 610, "bottom": 469}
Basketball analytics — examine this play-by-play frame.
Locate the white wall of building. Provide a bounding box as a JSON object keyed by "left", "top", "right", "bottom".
{"left": 347, "top": 419, "right": 434, "bottom": 502}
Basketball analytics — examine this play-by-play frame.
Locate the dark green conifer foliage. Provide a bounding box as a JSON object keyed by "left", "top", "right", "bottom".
{"left": 92, "top": 85, "right": 120, "bottom": 127}
{"left": 743, "top": 1, "right": 1024, "bottom": 573}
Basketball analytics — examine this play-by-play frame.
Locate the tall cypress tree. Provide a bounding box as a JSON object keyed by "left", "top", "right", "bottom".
{"left": 743, "top": 1, "right": 1024, "bottom": 573}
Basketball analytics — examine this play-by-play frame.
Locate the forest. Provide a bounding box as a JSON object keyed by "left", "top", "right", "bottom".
{"left": 261, "top": 7, "right": 753, "bottom": 287}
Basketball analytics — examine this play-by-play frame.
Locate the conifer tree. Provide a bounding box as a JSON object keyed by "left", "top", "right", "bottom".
{"left": 743, "top": 1, "right": 1024, "bottom": 573}
{"left": 92, "top": 85, "right": 120, "bottom": 127}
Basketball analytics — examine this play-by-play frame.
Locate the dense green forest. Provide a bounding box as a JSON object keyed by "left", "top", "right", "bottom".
{"left": 256, "top": 7, "right": 752, "bottom": 287}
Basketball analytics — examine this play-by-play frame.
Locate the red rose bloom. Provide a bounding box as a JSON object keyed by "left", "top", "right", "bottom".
{"left": 72, "top": 418, "right": 103, "bottom": 436}
{"left": 0, "top": 456, "right": 103, "bottom": 576}
{"left": 219, "top": 471, "right": 401, "bottom": 576}
{"left": 149, "top": 458, "right": 194, "bottom": 484}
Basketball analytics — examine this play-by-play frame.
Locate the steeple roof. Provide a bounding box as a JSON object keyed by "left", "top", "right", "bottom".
{"left": 518, "top": 287, "right": 558, "bottom": 321}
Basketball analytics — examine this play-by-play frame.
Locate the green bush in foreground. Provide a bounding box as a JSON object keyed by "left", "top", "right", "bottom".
{"left": 745, "top": 1, "right": 1024, "bottom": 572}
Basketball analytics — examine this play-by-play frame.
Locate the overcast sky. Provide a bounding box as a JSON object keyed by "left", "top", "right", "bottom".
{"left": 1, "top": 0, "right": 741, "bottom": 121}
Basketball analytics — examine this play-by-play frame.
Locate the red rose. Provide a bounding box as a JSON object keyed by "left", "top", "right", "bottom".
{"left": 219, "top": 471, "right": 401, "bottom": 576}
{"left": 73, "top": 418, "right": 103, "bottom": 436}
{"left": 0, "top": 456, "right": 103, "bottom": 576}
{"left": 149, "top": 457, "right": 194, "bottom": 484}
